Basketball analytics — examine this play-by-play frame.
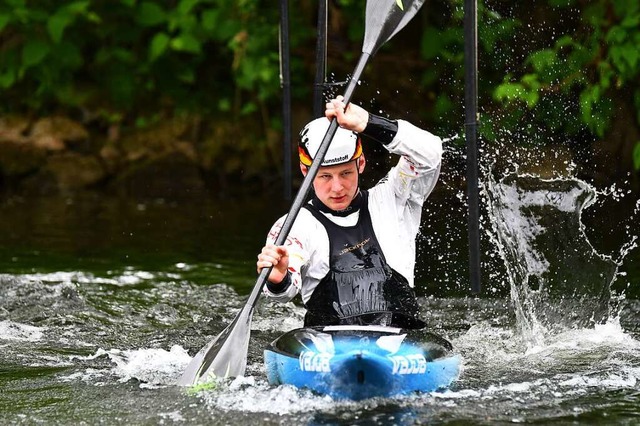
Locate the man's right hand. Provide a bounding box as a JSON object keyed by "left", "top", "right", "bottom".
{"left": 325, "top": 95, "right": 369, "bottom": 133}
{"left": 256, "top": 244, "right": 290, "bottom": 284}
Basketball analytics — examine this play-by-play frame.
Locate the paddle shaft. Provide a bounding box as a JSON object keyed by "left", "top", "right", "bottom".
{"left": 248, "top": 53, "right": 371, "bottom": 309}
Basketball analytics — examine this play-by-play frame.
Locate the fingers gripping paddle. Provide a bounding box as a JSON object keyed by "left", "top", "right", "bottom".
{"left": 178, "top": 0, "right": 425, "bottom": 386}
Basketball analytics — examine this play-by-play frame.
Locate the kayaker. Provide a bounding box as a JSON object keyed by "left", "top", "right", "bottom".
{"left": 256, "top": 95, "right": 443, "bottom": 328}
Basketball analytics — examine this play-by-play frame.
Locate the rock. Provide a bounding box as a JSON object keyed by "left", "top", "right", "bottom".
{"left": 19, "top": 153, "right": 106, "bottom": 195}
{"left": 32, "top": 135, "right": 66, "bottom": 151}
{"left": 0, "top": 139, "right": 47, "bottom": 176}
{"left": 0, "top": 115, "right": 30, "bottom": 143}
{"left": 49, "top": 153, "right": 105, "bottom": 190}
{"left": 119, "top": 117, "right": 193, "bottom": 162}
{"left": 111, "top": 150, "right": 206, "bottom": 199}
{"left": 30, "top": 116, "right": 89, "bottom": 141}
{"left": 30, "top": 116, "right": 89, "bottom": 151}
{"left": 99, "top": 143, "right": 123, "bottom": 173}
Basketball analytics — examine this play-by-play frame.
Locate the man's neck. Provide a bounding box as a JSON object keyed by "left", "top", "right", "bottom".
{"left": 312, "top": 190, "right": 364, "bottom": 217}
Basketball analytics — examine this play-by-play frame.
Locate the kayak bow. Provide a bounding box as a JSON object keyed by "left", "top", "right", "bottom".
{"left": 264, "top": 325, "right": 460, "bottom": 400}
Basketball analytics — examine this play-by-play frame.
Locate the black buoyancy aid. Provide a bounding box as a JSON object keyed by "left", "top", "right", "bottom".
{"left": 303, "top": 191, "right": 426, "bottom": 329}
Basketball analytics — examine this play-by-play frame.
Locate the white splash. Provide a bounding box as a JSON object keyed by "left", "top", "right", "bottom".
{"left": 12, "top": 269, "right": 157, "bottom": 286}
{"left": 97, "top": 345, "right": 192, "bottom": 387}
{"left": 201, "top": 377, "right": 346, "bottom": 415}
{"left": 0, "top": 320, "right": 46, "bottom": 342}
{"left": 451, "top": 316, "right": 640, "bottom": 402}
{"left": 61, "top": 346, "right": 190, "bottom": 387}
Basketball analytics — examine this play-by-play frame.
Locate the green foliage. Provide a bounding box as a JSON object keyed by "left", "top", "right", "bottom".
{"left": 488, "top": 0, "right": 640, "bottom": 147}
{"left": 1, "top": 0, "right": 639, "bottom": 173}
{"left": 0, "top": 0, "right": 304, "bottom": 126}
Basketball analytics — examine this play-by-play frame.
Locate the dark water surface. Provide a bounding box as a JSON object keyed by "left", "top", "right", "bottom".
{"left": 1, "top": 189, "right": 639, "bottom": 425}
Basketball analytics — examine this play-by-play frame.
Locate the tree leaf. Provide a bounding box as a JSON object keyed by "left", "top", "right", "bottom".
{"left": 201, "top": 9, "right": 219, "bottom": 33}
{"left": 47, "top": 13, "right": 73, "bottom": 43}
{"left": 527, "top": 49, "right": 556, "bottom": 73}
{"left": 137, "top": 2, "right": 166, "bottom": 27}
{"left": 22, "top": 39, "right": 50, "bottom": 68}
{"left": 177, "top": 0, "right": 200, "bottom": 15}
{"left": 0, "top": 13, "right": 11, "bottom": 32}
{"left": 149, "top": 32, "right": 170, "bottom": 61}
{"left": 420, "top": 26, "right": 443, "bottom": 60}
{"left": 170, "top": 33, "right": 201, "bottom": 54}
{"left": 0, "top": 70, "right": 16, "bottom": 89}
{"left": 494, "top": 82, "right": 525, "bottom": 103}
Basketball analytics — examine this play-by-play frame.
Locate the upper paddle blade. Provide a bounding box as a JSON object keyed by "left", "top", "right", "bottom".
{"left": 177, "top": 305, "right": 253, "bottom": 386}
{"left": 362, "top": 0, "right": 425, "bottom": 55}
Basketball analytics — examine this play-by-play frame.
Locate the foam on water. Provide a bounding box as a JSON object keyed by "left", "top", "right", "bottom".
{"left": 252, "top": 300, "right": 305, "bottom": 332}
{"left": 201, "top": 377, "right": 341, "bottom": 415}
{"left": 450, "top": 315, "right": 640, "bottom": 403}
{"left": 0, "top": 320, "right": 46, "bottom": 342}
{"left": 106, "top": 346, "right": 192, "bottom": 386}
{"left": 12, "top": 269, "right": 157, "bottom": 286}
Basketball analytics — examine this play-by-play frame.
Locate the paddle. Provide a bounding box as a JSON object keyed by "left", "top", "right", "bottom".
{"left": 178, "top": 0, "right": 426, "bottom": 386}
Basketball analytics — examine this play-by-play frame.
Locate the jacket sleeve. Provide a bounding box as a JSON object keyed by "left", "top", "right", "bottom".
{"left": 366, "top": 119, "right": 443, "bottom": 288}
{"left": 381, "top": 119, "right": 443, "bottom": 205}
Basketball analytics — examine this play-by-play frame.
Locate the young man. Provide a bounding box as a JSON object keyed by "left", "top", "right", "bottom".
{"left": 256, "top": 96, "right": 443, "bottom": 328}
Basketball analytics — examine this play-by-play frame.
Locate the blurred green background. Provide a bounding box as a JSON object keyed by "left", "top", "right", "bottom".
{"left": 0, "top": 0, "right": 638, "bottom": 199}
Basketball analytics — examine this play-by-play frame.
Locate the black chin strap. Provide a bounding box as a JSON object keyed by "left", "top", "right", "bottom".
{"left": 312, "top": 189, "right": 364, "bottom": 217}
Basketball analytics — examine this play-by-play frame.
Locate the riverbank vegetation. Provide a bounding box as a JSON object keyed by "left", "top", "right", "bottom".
{"left": 0, "top": 0, "right": 638, "bottom": 198}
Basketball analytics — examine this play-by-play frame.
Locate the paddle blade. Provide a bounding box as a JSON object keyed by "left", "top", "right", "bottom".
{"left": 177, "top": 305, "right": 254, "bottom": 386}
{"left": 363, "top": 0, "right": 425, "bottom": 55}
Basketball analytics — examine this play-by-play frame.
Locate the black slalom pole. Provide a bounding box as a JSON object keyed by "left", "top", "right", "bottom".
{"left": 280, "top": 0, "right": 292, "bottom": 200}
{"left": 464, "top": 0, "right": 481, "bottom": 294}
{"left": 313, "top": 0, "right": 328, "bottom": 118}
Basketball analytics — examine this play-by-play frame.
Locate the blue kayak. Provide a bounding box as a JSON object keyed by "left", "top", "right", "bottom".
{"left": 264, "top": 325, "right": 460, "bottom": 400}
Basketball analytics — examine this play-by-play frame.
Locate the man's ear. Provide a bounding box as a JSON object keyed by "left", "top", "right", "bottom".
{"left": 358, "top": 154, "right": 366, "bottom": 173}
{"left": 299, "top": 163, "right": 309, "bottom": 176}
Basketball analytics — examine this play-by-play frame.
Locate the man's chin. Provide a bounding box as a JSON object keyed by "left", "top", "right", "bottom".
{"left": 328, "top": 200, "right": 348, "bottom": 210}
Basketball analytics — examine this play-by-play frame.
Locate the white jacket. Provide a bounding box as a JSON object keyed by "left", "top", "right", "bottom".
{"left": 263, "top": 119, "right": 442, "bottom": 304}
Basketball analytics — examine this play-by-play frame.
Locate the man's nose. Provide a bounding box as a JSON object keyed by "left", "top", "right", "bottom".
{"left": 331, "top": 177, "right": 344, "bottom": 191}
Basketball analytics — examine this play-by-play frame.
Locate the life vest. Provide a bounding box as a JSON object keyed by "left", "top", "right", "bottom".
{"left": 303, "top": 191, "right": 426, "bottom": 329}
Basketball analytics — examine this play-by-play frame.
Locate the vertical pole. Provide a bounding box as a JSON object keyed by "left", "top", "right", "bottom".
{"left": 313, "top": 0, "right": 328, "bottom": 118}
{"left": 464, "top": 0, "right": 481, "bottom": 294}
{"left": 280, "top": 0, "right": 292, "bottom": 200}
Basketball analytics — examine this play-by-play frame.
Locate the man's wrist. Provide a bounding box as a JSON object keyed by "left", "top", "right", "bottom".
{"left": 266, "top": 271, "right": 291, "bottom": 294}
{"left": 361, "top": 113, "right": 398, "bottom": 145}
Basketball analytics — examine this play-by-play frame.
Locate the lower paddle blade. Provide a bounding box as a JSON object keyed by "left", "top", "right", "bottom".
{"left": 363, "top": 0, "right": 425, "bottom": 55}
{"left": 177, "top": 305, "right": 254, "bottom": 386}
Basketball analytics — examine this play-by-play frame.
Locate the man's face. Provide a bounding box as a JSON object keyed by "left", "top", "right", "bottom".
{"left": 302, "top": 158, "right": 365, "bottom": 211}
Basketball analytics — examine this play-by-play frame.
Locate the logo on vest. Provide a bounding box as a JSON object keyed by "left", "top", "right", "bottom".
{"left": 339, "top": 238, "right": 370, "bottom": 255}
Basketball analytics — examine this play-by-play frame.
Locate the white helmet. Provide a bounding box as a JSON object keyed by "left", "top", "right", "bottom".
{"left": 298, "top": 117, "right": 362, "bottom": 167}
